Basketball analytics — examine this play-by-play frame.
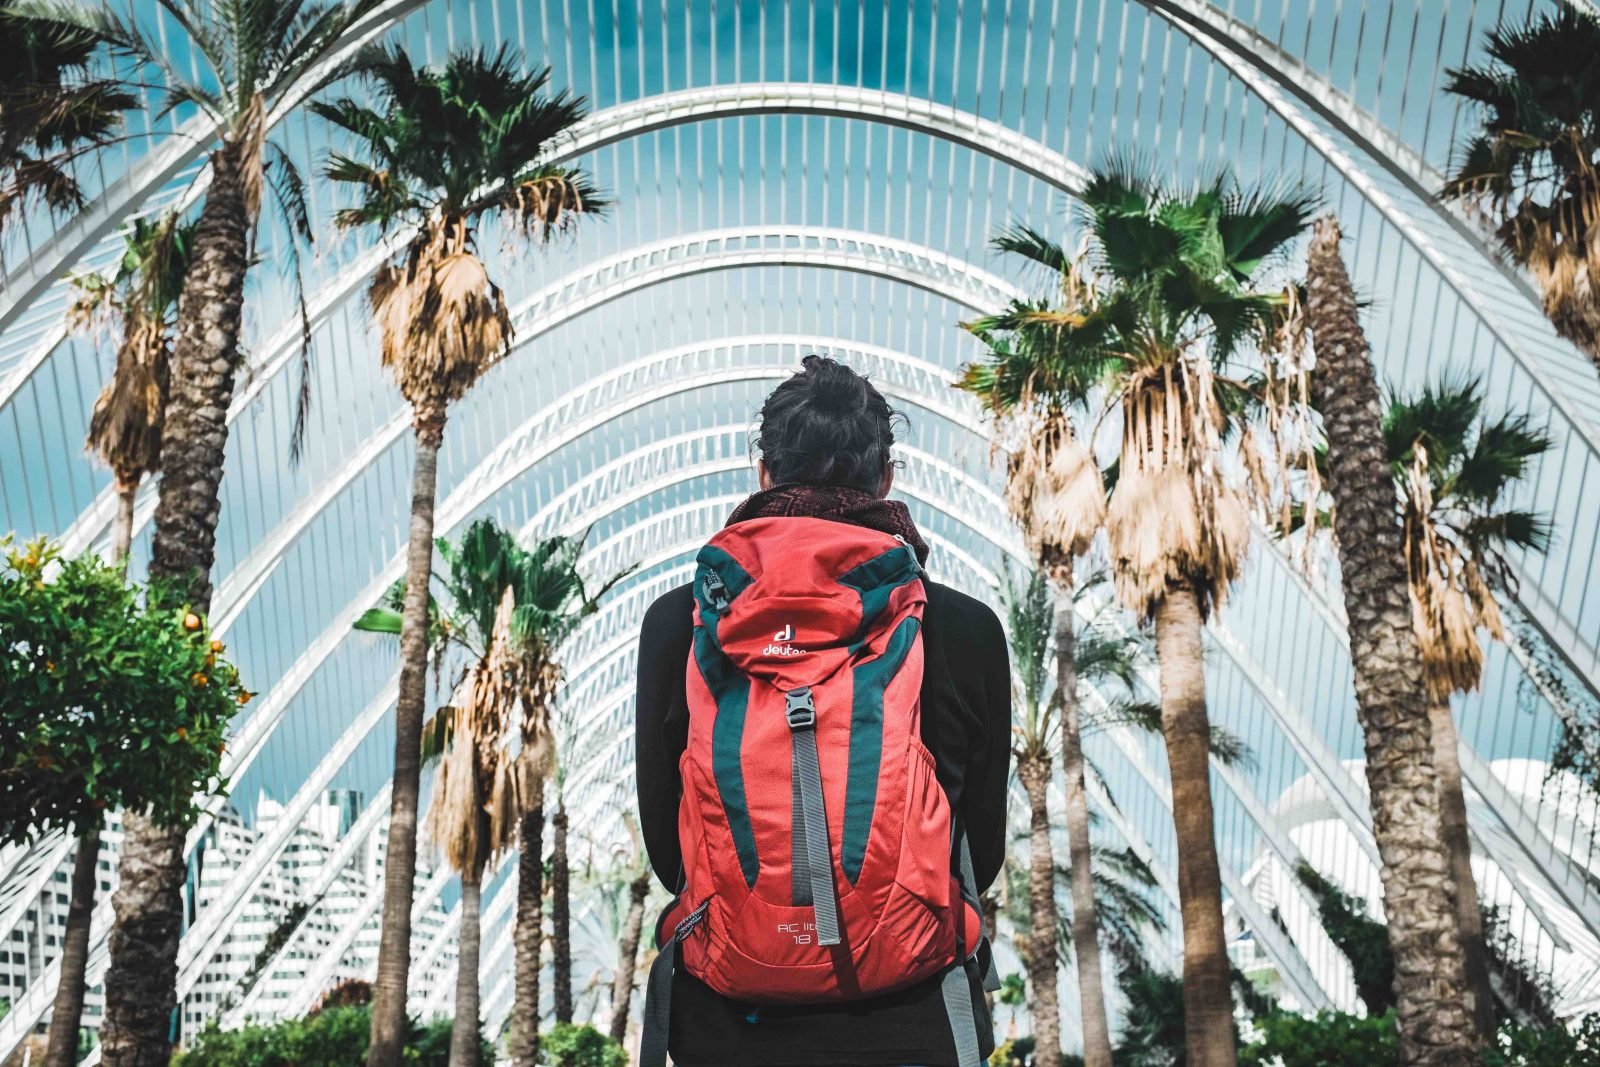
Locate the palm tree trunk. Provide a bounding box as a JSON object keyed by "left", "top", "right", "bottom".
{"left": 1152, "top": 584, "right": 1235, "bottom": 1067}
{"left": 102, "top": 141, "right": 253, "bottom": 1067}
{"left": 98, "top": 812, "right": 188, "bottom": 1067}
{"left": 1430, "top": 699, "right": 1495, "bottom": 1039}
{"left": 1016, "top": 753, "right": 1062, "bottom": 1067}
{"left": 111, "top": 481, "right": 137, "bottom": 564}
{"left": 448, "top": 874, "right": 482, "bottom": 1067}
{"left": 609, "top": 870, "right": 651, "bottom": 1044}
{"left": 43, "top": 827, "right": 100, "bottom": 1067}
{"left": 1305, "top": 214, "right": 1478, "bottom": 1066}
{"left": 367, "top": 405, "right": 447, "bottom": 1067}
{"left": 507, "top": 805, "right": 545, "bottom": 1066}
{"left": 552, "top": 802, "right": 573, "bottom": 1024}
{"left": 1055, "top": 599, "right": 1113, "bottom": 1067}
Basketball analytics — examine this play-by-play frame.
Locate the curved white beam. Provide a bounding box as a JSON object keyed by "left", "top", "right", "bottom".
{"left": 205, "top": 329, "right": 990, "bottom": 634}
{"left": 224, "top": 781, "right": 394, "bottom": 1022}
{"left": 60, "top": 233, "right": 1014, "bottom": 562}
{"left": 5, "top": 76, "right": 1070, "bottom": 415}
{"left": 1136, "top": 0, "right": 1535, "bottom": 303}
{"left": 0, "top": 0, "right": 430, "bottom": 381}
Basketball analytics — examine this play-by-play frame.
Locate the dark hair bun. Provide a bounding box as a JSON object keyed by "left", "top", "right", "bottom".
{"left": 804, "top": 355, "right": 869, "bottom": 413}
{"left": 755, "top": 356, "right": 903, "bottom": 491}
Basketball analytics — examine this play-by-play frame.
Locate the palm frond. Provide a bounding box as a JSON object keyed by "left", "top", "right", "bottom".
{"left": 1382, "top": 375, "right": 1482, "bottom": 472}
{"left": 491, "top": 165, "right": 609, "bottom": 241}
{"left": 1001, "top": 563, "right": 1055, "bottom": 737}
{"left": 353, "top": 606, "right": 403, "bottom": 634}
{"left": 262, "top": 139, "right": 317, "bottom": 464}
{"left": 991, "top": 223, "right": 1070, "bottom": 273}
{"left": 1462, "top": 508, "right": 1553, "bottom": 556}
{"left": 1452, "top": 410, "right": 1551, "bottom": 504}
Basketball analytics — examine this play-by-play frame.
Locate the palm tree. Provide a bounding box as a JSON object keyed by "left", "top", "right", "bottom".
{"left": 311, "top": 46, "right": 606, "bottom": 1064}
{"left": 354, "top": 519, "right": 625, "bottom": 1062}
{"left": 493, "top": 533, "right": 626, "bottom": 1065}
{"left": 425, "top": 588, "right": 519, "bottom": 1067}
{"left": 14, "top": 3, "right": 379, "bottom": 1062}
{"left": 508, "top": 787, "right": 546, "bottom": 1067}
{"left": 552, "top": 781, "right": 574, "bottom": 1025}
{"left": 38, "top": 213, "right": 192, "bottom": 1067}
{"left": 1303, "top": 214, "right": 1478, "bottom": 1063}
{"left": 608, "top": 817, "right": 651, "bottom": 1046}
{"left": 72, "top": 213, "right": 194, "bottom": 560}
{"left": 0, "top": 0, "right": 132, "bottom": 230}
{"left": 959, "top": 244, "right": 1113, "bottom": 1067}
{"left": 1441, "top": 8, "right": 1600, "bottom": 377}
{"left": 962, "top": 163, "right": 1313, "bottom": 1067}
{"left": 1384, "top": 377, "right": 1553, "bottom": 1037}
{"left": 1000, "top": 565, "right": 1065, "bottom": 1067}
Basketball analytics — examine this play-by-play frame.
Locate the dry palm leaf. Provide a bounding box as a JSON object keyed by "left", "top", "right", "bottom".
{"left": 1107, "top": 358, "right": 1249, "bottom": 619}
{"left": 372, "top": 215, "right": 513, "bottom": 421}
{"left": 1402, "top": 445, "right": 1505, "bottom": 702}
{"left": 426, "top": 587, "right": 521, "bottom": 877}
{"left": 86, "top": 311, "right": 170, "bottom": 490}
{"left": 1002, "top": 401, "right": 1105, "bottom": 567}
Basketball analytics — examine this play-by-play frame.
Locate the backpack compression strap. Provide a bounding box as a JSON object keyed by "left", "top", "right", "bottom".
{"left": 938, "top": 826, "right": 997, "bottom": 1067}
{"left": 785, "top": 686, "right": 841, "bottom": 946}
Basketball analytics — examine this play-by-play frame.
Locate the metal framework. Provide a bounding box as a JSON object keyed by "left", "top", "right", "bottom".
{"left": 7, "top": 0, "right": 1600, "bottom": 1042}
{"left": 14, "top": 342, "right": 1599, "bottom": 1045}
{"left": 59, "top": 229, "right": 1016, "bottom": 562}
{"left": 225, "top": 782, "right": 395, "bottom": 1022}
{"left": 0, "top": 0, "right": 429, "bottom": 375}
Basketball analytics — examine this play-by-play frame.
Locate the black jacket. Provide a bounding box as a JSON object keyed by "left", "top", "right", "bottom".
{"left": 634, "top": 579, "right": 1012, "bottom": 1067}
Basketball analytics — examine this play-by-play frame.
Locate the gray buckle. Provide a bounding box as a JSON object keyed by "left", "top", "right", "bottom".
{"left": 785, "top": 687, "right": 816, "bottom": 729}
{"left": 702, "top": 570, "right": 730, "bottom": 611}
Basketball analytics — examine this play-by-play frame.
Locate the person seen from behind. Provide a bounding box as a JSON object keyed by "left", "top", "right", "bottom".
{"left": 634, "top": 355, "right": 1012, "bottom": 1066}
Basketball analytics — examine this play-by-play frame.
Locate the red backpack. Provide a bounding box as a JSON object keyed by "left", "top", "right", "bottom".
{"left": 640, "top": 516, "right": 992, "bottom": 1066}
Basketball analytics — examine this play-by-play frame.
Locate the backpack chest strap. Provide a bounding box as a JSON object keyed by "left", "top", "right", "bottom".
{"left": 786, "top": 686, "right": 841, "bottom": 947}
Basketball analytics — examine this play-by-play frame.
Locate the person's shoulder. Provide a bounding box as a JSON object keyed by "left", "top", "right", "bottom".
{"left": 642, "top": 582, "right": 695, "bottom": 634}
{"left": 924, "top": 579, "right": 1004, "bottom": 646}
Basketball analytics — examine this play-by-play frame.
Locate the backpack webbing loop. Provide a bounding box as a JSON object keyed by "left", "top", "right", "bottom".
{"left": 638, "top": 899, "right": 709, "bottom": 1067}
{"left": 786, "top": 686, "right": 841, "bottom": 946}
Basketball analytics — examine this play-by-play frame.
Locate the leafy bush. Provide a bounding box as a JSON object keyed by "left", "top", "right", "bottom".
{"left": 540, "top": 1022, "right": 628, "bottom": 1067}
{"left": 988, "top": 1036, "right": 1036, "bottom": 1066}
{"left": 1294, "top": 862, "right": 1394, "bottom": 1015}
{"left": 1114, "top": 967, "right": 1191, "bottom": 1066}
{"left": 1240, "top": 1010, "right": 1397, "bottom": 1066}
{"left": 172, "top": 1005, "right": 483, "bottom": 1067}
{"left": 0, "top": 538, "right": 245, "bottom": 840}
{"left": 1484, "top": 1014, "right": 1600, "bottom": 1066}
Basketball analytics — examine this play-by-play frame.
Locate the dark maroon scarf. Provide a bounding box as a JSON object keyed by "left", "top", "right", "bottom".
{"left": 725, "top": 483, "right": 930, "bottom": 565}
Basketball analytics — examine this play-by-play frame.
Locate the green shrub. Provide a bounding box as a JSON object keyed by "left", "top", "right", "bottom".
{"left": 540, "top": 1022, "right": 628, "bottom": 1067}
{"left": 173, "top": 1005, "right": 368, "bottom": 1067}
{"left": 1240, "top": 1010, "right": 1397, "bottom": 1066}
{"left": 1484, "top": 1014, "right": 1600, "bottom": 1066}
{"left": 172, "top": 1005, "right": 485, "bottom": 1067}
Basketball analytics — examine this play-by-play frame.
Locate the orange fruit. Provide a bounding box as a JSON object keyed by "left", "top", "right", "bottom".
{"left": 177, "top": 726, "right": 188, "bottom": 740}
{"left": 210, "top": 640, "right": 225, "bottom": 653}
{"left": 191, "top": 672, "right": 207, "bottom": 687}
{"left": 183, "top": 612, "right": 202, "bottom": 631}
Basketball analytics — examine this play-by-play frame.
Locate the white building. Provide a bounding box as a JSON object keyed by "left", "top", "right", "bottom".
{"left": 0, "top": 814, "right": 123, "bottom": 1044}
